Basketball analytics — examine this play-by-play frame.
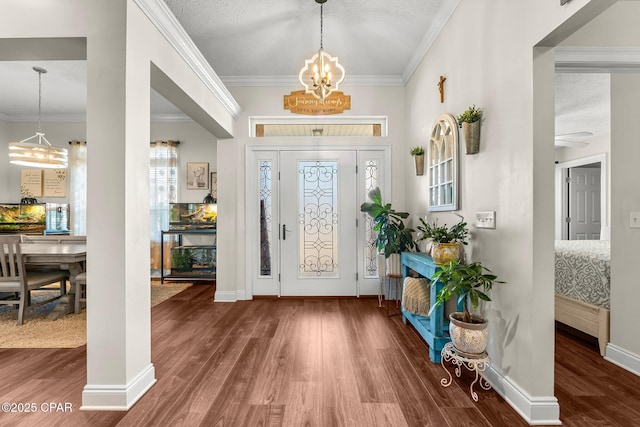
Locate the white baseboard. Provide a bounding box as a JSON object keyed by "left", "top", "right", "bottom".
{"left": 236, "top": 289, "right": 247, "bottom": 300}
{"left": 605, "top": 343, "right": 640, "bottom": 376}
{"left": 214, "top": 290, "right": 238, "bottom": 302}
{"left": 484, "top": 366, "right": 561, "bottom": 425}
{"left": 81, "top": 364, "right": 156, "bottom": 410}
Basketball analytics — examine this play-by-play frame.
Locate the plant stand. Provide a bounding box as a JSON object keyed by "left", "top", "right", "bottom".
{"left": 440, "top": 342, "right": 491, "bottom": 402}
{"left": 386, "top": 274, "right": 402, "bottom": 317}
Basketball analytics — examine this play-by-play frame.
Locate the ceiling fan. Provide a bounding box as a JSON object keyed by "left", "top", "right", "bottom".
{"left": 554, "top": 131, "right": 594, "bottom": 148}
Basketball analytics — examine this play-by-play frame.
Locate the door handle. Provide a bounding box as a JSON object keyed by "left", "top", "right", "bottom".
{"left": 282, "top": 224, "right": 290, "bottom": 240}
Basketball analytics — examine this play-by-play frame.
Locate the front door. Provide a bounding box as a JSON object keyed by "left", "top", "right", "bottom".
{"left": 279, "top": 150, "right": 357, "bottom": 296}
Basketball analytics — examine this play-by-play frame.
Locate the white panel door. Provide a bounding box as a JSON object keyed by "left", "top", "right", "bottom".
{"left": 280, "top": 150, "right": 357, "bottom": 296}
{"left": 569, "top": 167, "right": 601, "bottom": 240}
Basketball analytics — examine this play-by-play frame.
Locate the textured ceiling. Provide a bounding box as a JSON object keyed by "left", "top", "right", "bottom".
{"left": 555, "top": 73, "right": 610, "bottom": 143}
{"left": 0, "top": 0, "right": 613, "bottom": 145}
{"left": 163, "top": 0, "right": 444, "bottom": 78}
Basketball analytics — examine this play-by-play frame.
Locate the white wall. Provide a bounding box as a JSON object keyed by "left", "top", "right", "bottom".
{"left": 555, "top": 134, "right": 610, "bottom": 164}
{"left": 0, "top": 119, "right": 9, "bottom": 197}
{"left": 150, "top": 121, "right": 217, "bottom": 203}
{"left": 0, "top": 120, "right": 215, "bottom": 204}
{"left": 555, "top": 0, "right": 640, "bottom": 379}
{"left": 220, "top": 85, "right": 405, "bottom": 300}
{"left": 1, "top": 0, "right": 235, "bottom": 410}
{"left": 403, "top": 0, "right": 616, "bottom": 423}
{"left": 2, "top": 122, "right": 85, "bottom": 203}
{"left": 610, "top": 73, "right": 640, "bottom": 366}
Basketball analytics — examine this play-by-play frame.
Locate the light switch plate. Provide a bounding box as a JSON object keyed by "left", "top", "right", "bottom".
{"left": 631, "top": 212, "right": 640, "bottom": 229}
{"left": 476, "top": 211, "right": 496, "bottom": 229}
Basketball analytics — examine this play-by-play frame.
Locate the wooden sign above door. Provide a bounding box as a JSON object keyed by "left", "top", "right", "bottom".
{"left": 284, "top": 90, "right": 351, "bottom": 115}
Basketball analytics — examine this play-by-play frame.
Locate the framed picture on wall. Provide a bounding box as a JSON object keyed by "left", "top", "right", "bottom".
{"left": 187, "top": 162, "right": 209, "bottom": 190}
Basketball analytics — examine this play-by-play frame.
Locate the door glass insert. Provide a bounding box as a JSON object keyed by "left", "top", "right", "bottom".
{"left": 298, "top": 161, "right": 339, "bottom": 278}
{"left": 259, "top": 160, "right": 272, "bottom": 276}
{"left": 364, "top": 160, "right": 379, "bottom": 278}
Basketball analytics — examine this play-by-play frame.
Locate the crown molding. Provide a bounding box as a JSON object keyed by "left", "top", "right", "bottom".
{"left": 556, "top": 46, "right": 640, "bottom": 72}
{"left": 2, "top": 113, "right": 192, "bottom": 123}
{"left": 133, "top": 0, "right": 242, "bottom": 120}
{"left": 220, "top": 75, "right": 405, "bottom": 87}
{"left": 151, "top": 113, "right": 192, "bottom": 122}
{"left": 402, "top": 0, "right": 462, "bottom": 84}
{"left": 5, "top": 114, "right": 87, "bottom": 123}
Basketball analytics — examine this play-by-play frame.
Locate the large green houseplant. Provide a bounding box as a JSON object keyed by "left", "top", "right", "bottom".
{"left": 429, "top": 259, "right": 504, "bottom": 355}
{"left": 416, "top": 218, "right": 468, "bottom": 265}
{"left": 360, "top": 187, "right": 416, "bottom": 258}
{"left": 360, "top": 187, "right": 416, "bottom": 276}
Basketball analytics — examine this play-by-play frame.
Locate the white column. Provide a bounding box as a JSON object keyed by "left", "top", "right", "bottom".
{"left": 82, "top": 0, "right": 155, "bottom": 409}
{"left": 609, "top": 73, "right": 640, "bottom": 370}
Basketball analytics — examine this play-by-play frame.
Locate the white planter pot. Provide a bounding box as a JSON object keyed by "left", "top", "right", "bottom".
{"left": 449, "top": 313, "right": 488, "bottom": 356}
{"left": 385, "top": 253, "right": 402, "bottom": 277}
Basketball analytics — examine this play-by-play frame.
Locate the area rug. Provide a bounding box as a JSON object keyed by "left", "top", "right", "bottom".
{"left": 0, "top": 281, "right": 192, "bottom": 349}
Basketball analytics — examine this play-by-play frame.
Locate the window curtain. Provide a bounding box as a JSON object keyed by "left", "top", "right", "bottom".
{"left": 69, "top": 140, "right": 87, "bottom": 236}
{"left": 150, "top": 140, "right": 179, "bottom": 275}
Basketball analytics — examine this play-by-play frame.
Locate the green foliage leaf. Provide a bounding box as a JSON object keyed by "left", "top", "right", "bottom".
{"left": 416, "top": 218, "right": 468, "bottom": 245}
{"left": 359, "top": 187, "right": 417, "bottom": 258}
{"left": 429, "top": 259, "right": 505, "bottom": 315}
{"left": 457, "top": 104, "right": 482, "bottom": 124}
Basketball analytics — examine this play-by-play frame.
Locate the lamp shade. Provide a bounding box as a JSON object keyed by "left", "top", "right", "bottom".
{"left": 9, "top": 141, "right": 68, "bottom": 169}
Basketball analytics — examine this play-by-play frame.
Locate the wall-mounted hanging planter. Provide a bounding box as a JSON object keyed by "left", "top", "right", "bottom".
{"left": 410, "top": 146, "right": 425, "bottom": 175}
{"left": 457, "top": 105, "right": 482, "bottom": 155}
{"left": 462, "top": 121, "right": 481, "bottom": 155}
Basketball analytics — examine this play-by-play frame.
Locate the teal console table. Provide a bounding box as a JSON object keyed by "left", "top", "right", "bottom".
{"left": 400, "top": 252, "right": 462, "bottom": 363}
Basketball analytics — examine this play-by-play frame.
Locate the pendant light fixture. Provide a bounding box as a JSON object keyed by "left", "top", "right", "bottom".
{"left": 8, "top": 66, "right": 68, "bottom": 169}
{"left": 298, "top": 0, "right": 345, "bottom": 100}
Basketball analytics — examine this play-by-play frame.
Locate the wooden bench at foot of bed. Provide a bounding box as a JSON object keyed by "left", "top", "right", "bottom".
{"left": 555, "top": 294, "right": 610, "bottom": 356}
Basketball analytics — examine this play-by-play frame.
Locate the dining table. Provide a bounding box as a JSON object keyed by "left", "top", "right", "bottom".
{"left": 20, "top": 242, "right": 87, "bottom": 320}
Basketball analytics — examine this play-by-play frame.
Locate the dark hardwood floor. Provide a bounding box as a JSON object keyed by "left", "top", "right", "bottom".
{"left": 0, "top": 284, "right": 638, "bottom": 426}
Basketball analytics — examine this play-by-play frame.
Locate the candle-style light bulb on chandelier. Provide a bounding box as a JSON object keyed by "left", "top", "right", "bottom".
{"left": 298, "top": 0, "right": 345, "bottom": 100}
{"left": 8, "top": 66, "right": 68, "bottom": 169}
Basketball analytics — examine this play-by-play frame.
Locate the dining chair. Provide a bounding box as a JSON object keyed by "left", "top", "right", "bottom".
{"left": 0, "top": 235, "right": 69, "bottom": 325}
{"left": 74, "top": 272, "right": 87, "bottom": 314}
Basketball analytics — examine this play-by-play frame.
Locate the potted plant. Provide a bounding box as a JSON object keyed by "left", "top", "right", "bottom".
{"left": 171, "top": 248, "right": 194, "bottom": 273}
{"left": 410, "top": 145, "right": 425, "bottom": 175}
{"left": 416, "top": 218, "right": 468, "bottom": 265}
{"left": 360, "top": 187, "right": 417, "bottom": 276}
{"left": 457, "top": 104, "right": 482, "bottom": 155}
{"left": 429, "top": 259, "right": 504, "bottom": 355}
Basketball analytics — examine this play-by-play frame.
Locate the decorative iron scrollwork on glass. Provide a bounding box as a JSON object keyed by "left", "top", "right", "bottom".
{"left": 298, "top": 161, "right": 339, "bottom": 277}
{"left": 259, "top": 161, "right": 272, "bottom": 276}
{"left": 364, "top": 160, "right": 379, "bottom": 278}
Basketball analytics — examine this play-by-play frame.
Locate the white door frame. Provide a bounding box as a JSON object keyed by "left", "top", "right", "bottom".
{"left": 554, "top": 153, "right": 608, "bottom": 240}
{"left": 245, "top": 142, "right": 391, "bottom": 299}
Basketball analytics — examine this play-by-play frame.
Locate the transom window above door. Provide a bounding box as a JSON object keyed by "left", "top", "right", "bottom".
{"left": 249, "top": 116, "right": 388, "bottom": 137}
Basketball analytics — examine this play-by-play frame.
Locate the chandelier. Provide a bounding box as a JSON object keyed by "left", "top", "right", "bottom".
{"left": 8, "top": 66, "right": 68, "bottom": 169}
{"left": 298, "top": 0, "right": 345, "bottom": 100}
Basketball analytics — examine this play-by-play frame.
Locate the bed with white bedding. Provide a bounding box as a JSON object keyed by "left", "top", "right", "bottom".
{"left": 554, "top": 240, "right": 610, "bottom": 355}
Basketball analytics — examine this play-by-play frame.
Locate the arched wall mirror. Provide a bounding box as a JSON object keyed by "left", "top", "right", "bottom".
{"left": 428, "top": 113, "right": 459, "bottom": 211}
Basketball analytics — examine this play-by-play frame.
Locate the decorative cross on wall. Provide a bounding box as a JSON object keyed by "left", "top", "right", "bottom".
{"left": 438, "top": 75, "right": 446, "bottom": 103}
